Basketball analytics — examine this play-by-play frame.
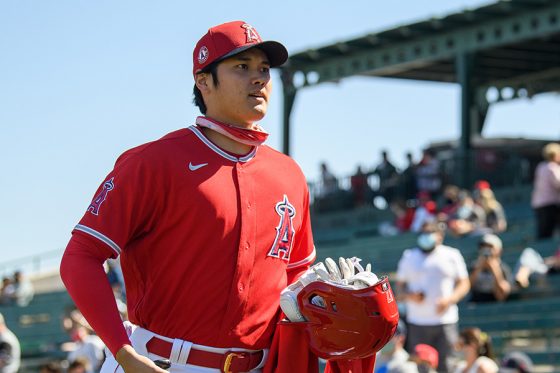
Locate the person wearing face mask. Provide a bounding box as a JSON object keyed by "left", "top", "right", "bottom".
{"left": 452, "top": 328, "right": 498, "bottom": 373}
{"left": 396, "top": 222, "right": 470, "bottom": 373}
{"left": 447, "top": 191, "right": 487, "bottom": 237}
{"left": 469, "top": 234, "right": 513, "bottom": 302}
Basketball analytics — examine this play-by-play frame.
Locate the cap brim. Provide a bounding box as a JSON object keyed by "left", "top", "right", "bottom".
{"left": 216, "top": 40, "right": 289, "bottom": 68}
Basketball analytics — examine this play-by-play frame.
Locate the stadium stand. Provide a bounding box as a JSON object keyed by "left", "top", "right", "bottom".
{"left": 1, "top": 290, "right": 74, "bottom": 371}
{"left": 312, "top": 184, "right": 560, "bottom": 372}
{"left": 2, "top": 183, "right": 557, "bottom": 372}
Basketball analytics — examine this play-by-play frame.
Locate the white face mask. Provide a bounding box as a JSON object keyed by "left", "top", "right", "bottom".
{"left": 457, "top": 206, "right": 472, "bottom": 219}
{"left": 418, "top": 233, "right": 437, "bottom": 252}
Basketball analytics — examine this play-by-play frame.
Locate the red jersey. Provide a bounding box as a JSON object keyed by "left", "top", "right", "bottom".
{"left": 73, "top": 125, "right": 315, "bottom": 350}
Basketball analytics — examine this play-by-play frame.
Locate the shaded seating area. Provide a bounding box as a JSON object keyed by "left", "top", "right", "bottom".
{"left": 312, "top": 184, "right": 560, "bottom": 371}
{"left": 460, "top": 296, "right": 560, "bottom": 366}
{"left": 1, "top": 290, "right": 74, "bottom": 370}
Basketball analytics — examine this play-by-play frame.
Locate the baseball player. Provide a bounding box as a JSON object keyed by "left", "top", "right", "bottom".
{"left": 60, "top": 21, "right": 394, "bottom": 373}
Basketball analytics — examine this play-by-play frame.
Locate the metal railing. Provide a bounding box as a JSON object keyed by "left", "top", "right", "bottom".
{"left": 308, "top": 150, "right": 537, "bottom": 211}
{"left": 0, "top": 249, "right": 63, "bottom": 278}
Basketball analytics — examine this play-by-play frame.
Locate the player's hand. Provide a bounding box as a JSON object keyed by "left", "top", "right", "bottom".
{"left": 116, "top": 345, "right": 169, "bottom": 372}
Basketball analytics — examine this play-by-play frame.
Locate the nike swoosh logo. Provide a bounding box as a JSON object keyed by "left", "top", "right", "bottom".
{"left": 189, "top": 162, "right": 208, "bottom": 171}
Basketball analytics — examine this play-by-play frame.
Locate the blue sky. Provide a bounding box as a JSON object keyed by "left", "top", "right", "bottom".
{"left": 1, "top": 0, "right": 559, "bottom": 266}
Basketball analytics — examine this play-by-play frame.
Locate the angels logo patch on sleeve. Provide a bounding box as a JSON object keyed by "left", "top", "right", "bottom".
{"left": 268, "top": 195, "right": 296, "bottom": 261}
{"left": 87, "top": 177, "right": 114, "bottom": 215}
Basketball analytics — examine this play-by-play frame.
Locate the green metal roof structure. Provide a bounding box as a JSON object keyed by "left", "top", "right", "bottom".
{"left": 279, "top": 0, "right": 560, "bottom": 186}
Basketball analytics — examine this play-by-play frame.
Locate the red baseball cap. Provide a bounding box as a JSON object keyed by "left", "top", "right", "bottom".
{"left": 474, "top": 180, "right": 491, "bottom": 190}
{"left": 414, "top": 344, "right": 439, "bottom": 369}
{"left": 193, "top": 21, "right": 288, "bottom": 76}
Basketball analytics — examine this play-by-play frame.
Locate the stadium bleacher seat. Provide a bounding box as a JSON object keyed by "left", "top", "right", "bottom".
{"left": 1, "top": 290, "right": 74, "bottom": 358}
{"left": 313, "top": 188, "right": 560, "bottom": 372}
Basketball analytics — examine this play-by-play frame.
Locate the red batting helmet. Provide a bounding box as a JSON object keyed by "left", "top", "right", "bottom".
{"left": 296, "top": 276, "right": 399, "bottom": 360}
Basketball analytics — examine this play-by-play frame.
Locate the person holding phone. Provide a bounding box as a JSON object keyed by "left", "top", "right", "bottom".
{"left": 469, "top": 234, "right": 513, "bottom": 303}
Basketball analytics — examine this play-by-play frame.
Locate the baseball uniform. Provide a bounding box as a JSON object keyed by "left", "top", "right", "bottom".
{"left": 62, "top": 119, "right": 315, "bottom": 371}
{"left": 61, "top": 20, "right": 384, "bottom": 373}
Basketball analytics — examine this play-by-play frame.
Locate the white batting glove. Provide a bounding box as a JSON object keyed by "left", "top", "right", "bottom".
{"left": 279, "top": 262, "right": 330, "bottom": 322}
{"left": 280, "top": 257, "right": 379, "bottom": 322}
{"left": 325, "top": 257, "right": 376, "bottom": 288}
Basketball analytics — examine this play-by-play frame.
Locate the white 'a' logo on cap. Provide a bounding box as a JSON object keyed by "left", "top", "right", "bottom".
{"left": 198, "top": 46, "right": 209, "bottom": 64}
{"left": 241, "top": 23, "right": 261, "bottom": 43}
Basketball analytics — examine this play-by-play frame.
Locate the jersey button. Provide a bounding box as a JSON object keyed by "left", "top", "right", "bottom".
{"left": 238, "top": 283, "right": 244, "bottom": 292}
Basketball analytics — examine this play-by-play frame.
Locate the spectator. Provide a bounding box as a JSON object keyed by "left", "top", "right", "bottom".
{"left": 10, "top": 271, "right": 34, "bottom": 307}
{"left": 0, "top": 278, "right": 13, "bottom": 305}
{"left": 514, "top": 246, "right": 560, "bottom": 288}
{"left": 396, "top": 222, "right": 471, "bottom": 373}
{"left": 499, "top": 351, "right": 534, "bottom": 373}
{"left": 373, "top": 150, "right": 399, "bottom": 203}
{"left": 0, "top": 312, "right": 20, "bottom": 373}
{"left": 350, "top": 165, "right": 370, "bottom": 207}
{"left": 447, "top": 191, "right": 487, "bottom": 237}
{"left": 531, "top": 142, "right": 560, "bottom": 239}
{"left": 375, "top": 320, "right": 410, "bottom": 373}
{"left": 453, "top": 327, "right": 498, "bottom": 373}
{"left": 439, "top": 185, "right": 461, "bottom": 220}
{"left": 318, "top": 161, "right": 339, "bottom": 197}
{"left": 473, "top": 181, "right": 507, "bottom": 234}
{"left": 415, "top": 149, "right": 442, "bottom": 198}
{"left": 39, "top": 361, "right": 63, "bottom": 373}
{"left": 411, "top": 344, "right": 439, "bottom": 373}
{"left": 401, "top": 151, "right": 418, "bottom": 201}
{"left": 67, "top": 357, "right": 90, "bottom": 373}
{"left": 382, "top": 199, "right": 416, "bottom": 235}
{"left": 469, "top": 234, "right": 513, "bottom": 302}
{"left": 472, "top": 180, "right": 491, "bottom": 195}
{"left": 64, "top": 311, "right": 105, "bottom": 373}
{"left": 410, "top": 191, "right": 438, "bottom": 233}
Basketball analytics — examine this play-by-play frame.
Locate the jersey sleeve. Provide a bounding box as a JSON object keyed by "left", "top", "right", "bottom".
{"left": 60, "top": 232, "right": 131, "bottom": 356}
{"left": 286, "top": 188, "right": 316, "bottom": 278}
{"left": 73, "top": 149, "right": 163, "bottom": 257}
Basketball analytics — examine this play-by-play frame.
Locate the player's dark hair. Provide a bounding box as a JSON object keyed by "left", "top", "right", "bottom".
{"left": 193, "top": 61, "right": 220, "bottom": 114}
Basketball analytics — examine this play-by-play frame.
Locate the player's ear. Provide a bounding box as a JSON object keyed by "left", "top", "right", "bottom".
{"left": 195, "top": 73, "right": 211, "bottom": 93}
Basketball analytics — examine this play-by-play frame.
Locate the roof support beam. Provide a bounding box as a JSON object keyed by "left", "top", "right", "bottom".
{"left": 281, "top": 71, "right": 297, "bottom": 155}
{"left": 279, "top": 0, "right": 560, "bottom": 161}
{"left": 457, "top": 52, "right": 475, "bottom": 188}
{"left": 286, "top": 3, "right": 560, "bottom": 87}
